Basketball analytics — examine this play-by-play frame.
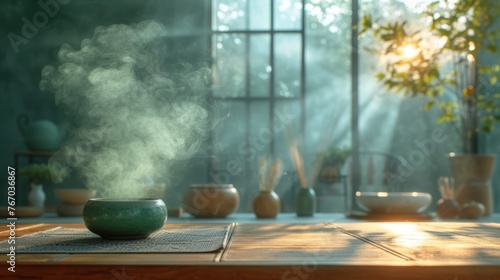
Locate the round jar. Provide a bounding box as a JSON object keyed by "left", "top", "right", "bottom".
{"left": 253, "top": 190, "right": 280, "bottom": 218}
{"left": 183, "top": 184, "right": 239, "bottom": 218}
{"left": 448, "top": 154, "right": 495, "bottom": 216}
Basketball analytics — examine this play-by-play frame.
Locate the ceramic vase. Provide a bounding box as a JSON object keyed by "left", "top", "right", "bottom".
{"left": 295, "top": 187, "right": 316, "bottom": 217}
{"left": 448, "top": 154, "right": 496, "bottom": 216}
{"left": 183, "top": 184, "right": 239, "bottom": 218}
{"left": 28, "top": 183, "right": 46, "bottom": 208}
{"left": 253, "top": 190, "right": 280, "bottom": 218}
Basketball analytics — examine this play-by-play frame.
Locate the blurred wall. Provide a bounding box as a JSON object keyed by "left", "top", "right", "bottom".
{"left": 0, "top": 0, "right": 211, "bottom": 208}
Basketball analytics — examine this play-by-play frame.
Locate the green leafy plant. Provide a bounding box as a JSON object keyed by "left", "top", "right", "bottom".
{"left": 19, "top": 163, "right": 68, "bottom": 184}
{"left": 318, "top": 146, "right": 351, "bottom": 168}
{"left": 360, "top": 0, "right": 500, "bottom": 153}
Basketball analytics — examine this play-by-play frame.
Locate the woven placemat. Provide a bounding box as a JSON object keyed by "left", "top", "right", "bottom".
{"left": 1, "top": 226, "right": 231, "bottom": 254}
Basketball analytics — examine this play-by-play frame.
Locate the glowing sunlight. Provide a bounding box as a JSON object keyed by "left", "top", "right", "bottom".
{"left": 402, "top": 44, "right": 419, "bottom": 59}
{"left": 383, "top": 223, "right": 430, "bottom": 248}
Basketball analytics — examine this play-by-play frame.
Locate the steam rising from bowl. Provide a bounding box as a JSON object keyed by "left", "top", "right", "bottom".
{"left": 40, "top": 20, "right": 211, "bottom": 199}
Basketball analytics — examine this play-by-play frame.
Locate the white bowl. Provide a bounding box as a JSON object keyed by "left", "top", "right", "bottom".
{"left": 356, "top": 192, "right": 432, "bottom": 214}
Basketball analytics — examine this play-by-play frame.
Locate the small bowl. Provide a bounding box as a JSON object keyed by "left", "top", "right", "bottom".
{"left": 356, "top": 192, "right": 432, "bottom": 214}
{"left": 0, "top": 206, "right": 43, "bottom": 218}
{"left": 183, "top": 184, "right": 239, "bottom": 218}
{"left": 83, "top": 198, "right": 167, "bottom": 239}
{"left": 56, "top": 204, "right": 85, "bottom": 217}
{"left": 55, "top": 189, "right": 96, "bottom": 205}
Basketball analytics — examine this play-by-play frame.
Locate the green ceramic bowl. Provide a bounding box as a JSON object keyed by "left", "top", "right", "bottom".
{"left": 83, "top": 198, "right": 167, "bottom": 240}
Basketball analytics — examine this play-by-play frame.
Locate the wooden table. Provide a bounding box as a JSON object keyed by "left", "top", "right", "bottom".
{"left": 1, "top": 221, "right": 500, "bottom": 279}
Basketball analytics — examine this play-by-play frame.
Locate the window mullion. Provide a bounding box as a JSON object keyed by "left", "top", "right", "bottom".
{"left": 350, "top": 0, "right": 361, "bottom": 211}
{"left": 300, "top": 0, "right": 306, "bottom": 149}
{"left": 244, "top": 1, "right": 251, "bottom": 212}
{"left": 269, "top": 0, "right": 275, "bottom": 158}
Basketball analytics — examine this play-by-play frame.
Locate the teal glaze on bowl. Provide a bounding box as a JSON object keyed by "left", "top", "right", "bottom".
{"left": 83, "top": 198, "right": 167, "bottom": 240}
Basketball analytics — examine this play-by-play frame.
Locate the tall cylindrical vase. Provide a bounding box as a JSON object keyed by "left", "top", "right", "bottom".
{"left": 28, "top": 183, "right": 46, "bottom": 209}
{"left": 448, "top": 154, "right": 496, "bottom": 216}
{"left": 295, "top": 187, "right": 316, "bottom": 217}
{"left": 253, "top": 190, "right": 280, "bottom": 218}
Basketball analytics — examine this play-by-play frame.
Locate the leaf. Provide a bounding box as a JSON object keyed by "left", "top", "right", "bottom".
{"left": 482, "top": 123, "right": 492, "bottom": 133}
{"left": 479, "top": 66, "right": 492, "bottom": 74}
{"left": 477, "top": 102, "right": 488, "bottom": 108}
{"left": 381, "top": 33, "right": 395, "bottom": 41}
{"left": 359, "top": 15, "right": 372, "bottom": 35}
{"left": 361, "top": 15, "right": 372, "bottom": 27}
{"left": 437, "top": 114, "right": 453, "bottom": 123}
{"left": 487, "top": 44, "right": 498, "bottom": 53}
{"left": 375, "top": 72, "right": 386, "bottom": 80}
{"left": 490, "top": 76, "right": 498, "bottom": 85}
{"left": 427, "top": 1, "right": 440, "bottom": 10}
{"left": 424, "top": 100, "right": 435, "bottom": 111}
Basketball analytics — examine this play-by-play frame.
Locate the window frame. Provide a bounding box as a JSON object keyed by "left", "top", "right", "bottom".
{"left": 207, "top": 0, "right": 361, "bottom": 212}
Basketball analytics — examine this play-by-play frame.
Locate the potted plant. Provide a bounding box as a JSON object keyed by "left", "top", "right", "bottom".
{"left": 317, "top": 146, "right": 351, "bottom": 183}
{"left": 360, "top": 0, "right": 500, "bottom": 215}
{"left": 19, "top": 163, "right": 68, "bottom": 208}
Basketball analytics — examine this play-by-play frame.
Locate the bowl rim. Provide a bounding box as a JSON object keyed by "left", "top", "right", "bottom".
{"left": 189, "top": 184, "right": 234, "bottom": 188}
{"left": 356, "top": 191, "right": 432, "bottom": 198}
{"left": 87, "top": 198, "right": 164, "bottom": 202}
{"left": 355, "top": 192, "right": 432, "bottom": 214}
{"left": 54, "top": 188, "right": 97, "bottom": 194}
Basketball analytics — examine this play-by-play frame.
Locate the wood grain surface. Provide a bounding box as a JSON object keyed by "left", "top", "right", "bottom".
{"left": 1, "top": 222, "right": 499, "bottom": 279}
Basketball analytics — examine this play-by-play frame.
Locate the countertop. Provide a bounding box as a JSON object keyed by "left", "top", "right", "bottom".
{"left": 12, "top": 211, "right": 500, "bottom": 224}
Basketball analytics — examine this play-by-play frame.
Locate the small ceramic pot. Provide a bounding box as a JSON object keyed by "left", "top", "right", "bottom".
{"left": 253, "top": 190, "right": 280, "bottom": 218}
{"left": 295, "top": 187, "right": 316, "bottom": 217}
{"left": 319, "top": 166, "right": 341, "bottom": 183}
{"left": 54, "top": 189, "right": 96, "bottom": 205}
{"left": 83, "top": 198, "right": 167, "bottom": 240}
{"left": 28, "top": 183, "right": 45, "bottom": 209}
{"left": 57, "top": 204, "right": 85, "bottom": 217}
{"left": 17, "top": 114, "right": 65, "bottom": 152}
{"left": 448, "top": 154, "right": 495, "bottom": 216}
{"left": 183, "top": 184, "right": 239, "bottom": 218}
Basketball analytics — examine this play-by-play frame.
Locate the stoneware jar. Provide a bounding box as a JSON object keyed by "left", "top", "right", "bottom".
{"left": 183, "top": 184, "right": 239, "bottom": 218}
{"left": 83, "top": 198, "right": 167, "bottom": 239}
{"left": 295, "top": 187, "right": 316, "bottom": 217}
{"left": 253, "top": 190, "right": 280, "bottom": 218}
{"left": 448, "top": 154, "right": 496, "bottom": 216}
{"left": 28, "top": 183, "right": 45, "bottom": 209}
